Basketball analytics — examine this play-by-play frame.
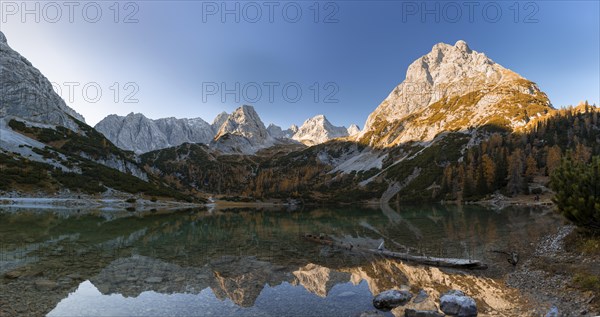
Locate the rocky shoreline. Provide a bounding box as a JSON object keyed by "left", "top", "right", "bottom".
{"left": 505, "top": 225, "right": 599, "bottom": 316}
{"left": 0, "top": 190, "right": 204, "bottom": 211}
{"left": 461, "top": 192, "right": 554, "bottom": 209}
{"left": 357, "top": 223, "right": 599, "bottom": 317}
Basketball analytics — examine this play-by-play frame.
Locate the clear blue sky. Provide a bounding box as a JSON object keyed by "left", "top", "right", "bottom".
{"left": 1, "top": 1, "right": 598, "bottom": 128}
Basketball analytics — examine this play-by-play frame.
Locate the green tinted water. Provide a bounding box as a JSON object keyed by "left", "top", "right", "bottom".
{"left": 0, "top": 204, "right": 560, "bottom": 316}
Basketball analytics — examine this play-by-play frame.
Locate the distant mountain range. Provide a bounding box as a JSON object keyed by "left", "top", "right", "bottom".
{"left": 93, "top": 39, "right": 551, "bottom": 155}
{"left": 95, "top": 106, "right": 359, "bottom": 154}
{"left": 1, "top": 30, "right": 598, "bottom": 203}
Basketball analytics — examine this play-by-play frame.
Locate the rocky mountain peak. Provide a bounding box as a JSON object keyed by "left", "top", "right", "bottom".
{"left": 292, "top": 114, "right": 349, "bottom": 145}
{"left": 347, "top": 124, "right": 361, "bottom": 136}
{"left": 405, "top": 40, "right": 501, "bottom": 90}
{"left": 215, "top": 105, "right": 269, "bottom": 140}
{"left": 359, "top": 41, "right": 552, "bottom": 147}
{"left": 0, "top": 31, "right": 7, "bottom": 44}
{"left": 454, "top": 40, "right": 471, "bottom": 53}
{"left": 211, "top": 111, "right": 229, "bottom": 132}
{"left": 211, "top": 105, "right": 275, "bottom": 154}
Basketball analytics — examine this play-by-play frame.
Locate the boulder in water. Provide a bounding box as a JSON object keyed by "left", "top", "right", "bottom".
{"left": 439, "top": 290, "right": 477, "bottom": 317}
{"left": 373, "top": 289, "right": 413, "bottom": 311}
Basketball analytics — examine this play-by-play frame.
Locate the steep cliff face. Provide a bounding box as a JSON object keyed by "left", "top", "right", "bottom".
{"left": 155, "top": 117, "right": 214, "bottom": 147}
{"left": 95, "top": 113, "right": 168, "bottom": 154}
{"left": 0, "top": 31, "right": 85, "bottom": 131}
{"left": 267, "top": 123, "right": 285, "bottom": 138}
{"left": 95, "top": 113, "right": 214, "bottom": 154}
{"left": 358, "top": 40, "right": 552, "bottom": 148}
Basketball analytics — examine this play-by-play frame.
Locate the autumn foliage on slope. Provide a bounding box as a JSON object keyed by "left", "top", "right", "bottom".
{"left": 440, "top": 102, "right": 600, "bottom": 201}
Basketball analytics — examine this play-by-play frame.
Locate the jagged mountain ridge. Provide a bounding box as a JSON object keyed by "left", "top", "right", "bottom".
{"left": 267, "top": 123, "right": 296, "bottom": 139}
{"left": 95, "top": 113, "right": 214, "bottom": 154}
{"left": 96, "top": 106, "right": 359, "bottom": 154}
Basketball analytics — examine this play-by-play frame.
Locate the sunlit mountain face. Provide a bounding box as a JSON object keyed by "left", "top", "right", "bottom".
{"left": 1, "top": 205, "right": 560, "bottom": 316}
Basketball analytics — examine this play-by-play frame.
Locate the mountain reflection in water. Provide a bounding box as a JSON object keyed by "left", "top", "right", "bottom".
{"left": 0, "top": 205, "right": 560, "bottom": 316}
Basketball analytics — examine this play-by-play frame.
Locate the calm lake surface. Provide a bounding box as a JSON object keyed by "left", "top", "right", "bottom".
{"left": 0, "top": 204, "right": 561, "bottom": 316}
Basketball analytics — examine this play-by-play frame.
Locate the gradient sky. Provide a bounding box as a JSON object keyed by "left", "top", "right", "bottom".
{"left": 1, "top": 1, "right": 598, "bottom": 129}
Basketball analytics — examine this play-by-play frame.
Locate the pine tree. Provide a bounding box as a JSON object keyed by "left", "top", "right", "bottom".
{"left": 551, "top": 156, "right": 600, "bottom": 231}
{"left": 572, "top": 143, "right": 592, "bottom": 163}
{"left": 494, "top": 148, "right": 508, "bottom": 188}
{"left": 507, "top": 149, "right": 526, "bottom": 196}
{"left": 524, "top": 154, "right": 538, "bottom": 182}
{"left": 455, "top": 164, "right": 465, "bottom": 200}
{"left": 546, "top": 145, "right": 562, "bottom": 176}
{"left": 481, "top": 154, "right": 496, "bottom": 190}
{"left": 463, "top": 163, "right": 476, "bottom": 199}
{"left": 476, "top": 164, "right": 488, "bottom": 195}
{"left": 441, "top": 165, "right": 453, "bottom": 197}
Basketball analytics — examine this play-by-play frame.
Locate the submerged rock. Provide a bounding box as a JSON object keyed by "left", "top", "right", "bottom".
{"left": 3, "top": 270, "right": 23, "bottom": 279}
{"left": 413, "top": 290, "right": 429, "bottom": 304}
{"left": 34, "top": 279, "right": 58, "bottom": 291}
{"left": 395, "top": 289, "right": 442, "bottom": 317}
{"left": 405, "top": 308, "right": 445, "bottom": 317}
{"left": 359, "top": 311, "right": 384, "bottom": 317}
{"left": 373, "top": 289, "right": 413, "bottom": 311}
{"left": 144, "top": 276, "right": 163, "bottom": 283}
{"left": 545, "top": 305, "right": 559, "bottom": 317}
{"left": 439, "top": 290, "right": 477, "bottom": 317}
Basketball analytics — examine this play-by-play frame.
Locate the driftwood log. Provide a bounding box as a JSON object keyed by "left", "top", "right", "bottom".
{"left": 302, "top": 234, "right": 488, "bottom": 270}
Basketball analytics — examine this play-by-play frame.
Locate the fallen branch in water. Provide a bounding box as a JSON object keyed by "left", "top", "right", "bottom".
{"left": 489, "top": 250, "right": 519, "bottom": 266}
{"left": 302, "top": 234, "right": 488, "bottom": 270}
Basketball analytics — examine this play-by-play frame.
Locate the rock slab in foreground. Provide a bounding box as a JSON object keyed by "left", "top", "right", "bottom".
{"left": 440, "top": 290, "right": 477, "bottom": 317}
{"left": 373, "top": 289, "right": 413, "bottom": 311}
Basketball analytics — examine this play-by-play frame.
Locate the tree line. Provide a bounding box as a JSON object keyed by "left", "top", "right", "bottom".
{"left": 440, "top": 102, "right": 600, "bottom": 201}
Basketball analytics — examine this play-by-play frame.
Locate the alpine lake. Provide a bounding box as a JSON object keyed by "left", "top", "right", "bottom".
{"left": 0, "top": 204, "right": 562, "bottom": 316}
